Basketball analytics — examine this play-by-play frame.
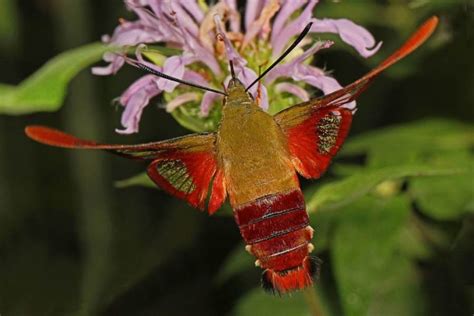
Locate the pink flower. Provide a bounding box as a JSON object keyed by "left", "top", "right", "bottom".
{"left": 93, "top": 0, "right": 381, "bottom": 133}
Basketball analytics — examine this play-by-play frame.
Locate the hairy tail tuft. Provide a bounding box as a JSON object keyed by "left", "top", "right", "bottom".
{"left": 261, "top": 256, "right": 321, "bottom": 295}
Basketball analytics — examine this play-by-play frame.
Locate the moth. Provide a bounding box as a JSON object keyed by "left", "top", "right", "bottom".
{"left": 26, "top": 17, "right": 438, "bottom": 294}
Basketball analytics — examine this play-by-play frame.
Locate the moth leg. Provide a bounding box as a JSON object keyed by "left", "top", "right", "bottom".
{"left": 255, "top": 63, "right": 266, "bottom": 107}
{"left": 256, "top": 81, "right": 262, "bottom": 107}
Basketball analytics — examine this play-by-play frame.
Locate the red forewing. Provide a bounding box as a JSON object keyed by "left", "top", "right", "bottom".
{"left": 281, "top": 107, "right": 352, "bottom": 179}
{"left": 208, "top": 169, "right": 226, "bottom": 215}
{"left": 25, "top": 126, "right": 226, "bottom": 213}
{"left": 147, "top": 151, "right": 224, "bottom": 211}
{"left": 275, "top": 16, "right": 438, "bottom": 179}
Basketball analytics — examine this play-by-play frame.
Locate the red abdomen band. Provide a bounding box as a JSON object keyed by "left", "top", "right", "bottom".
{"left": 234, "top": 190, "right": 318, "bottom": 294}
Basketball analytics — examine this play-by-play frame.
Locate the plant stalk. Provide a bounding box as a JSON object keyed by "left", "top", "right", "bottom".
{"left": 303, "top": 286, "right": 325, "bottom": 316}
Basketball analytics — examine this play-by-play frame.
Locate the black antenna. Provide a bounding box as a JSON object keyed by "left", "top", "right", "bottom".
{"left": 127, "top": 59, "right": 228, "bottom": 96}
{"left": 245, "top": 22, "right": 313, "bottom": 92}
{"left": 229, "top": 60, "right": 236, "bottom": 79}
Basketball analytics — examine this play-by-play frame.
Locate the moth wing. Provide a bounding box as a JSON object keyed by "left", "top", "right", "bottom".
{"left": 25, "top": 126, "right": 226, "bottom": 213}
{"left": 147, "top": 150, "right": 226, "bottom": 213}
{"left": 275, "top": 16, "right": 438, "bottom": 179}
{"left": 275, "top": 106, "right": 352, "bottom": 179}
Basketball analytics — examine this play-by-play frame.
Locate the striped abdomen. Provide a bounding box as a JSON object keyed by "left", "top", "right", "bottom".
{"left": 233, "top": 189, "right": 318, "bottom": 294}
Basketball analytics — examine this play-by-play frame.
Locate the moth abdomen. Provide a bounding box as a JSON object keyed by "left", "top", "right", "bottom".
{"left": 234, "top": 190, "right": 316, "bottom": 294}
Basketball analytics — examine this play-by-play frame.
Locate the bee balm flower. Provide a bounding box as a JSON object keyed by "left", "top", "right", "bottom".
{"left": 93, "top": 0, "right": 381, "bottom": 134}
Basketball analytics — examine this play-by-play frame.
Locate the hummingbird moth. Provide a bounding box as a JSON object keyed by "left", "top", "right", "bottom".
{"left": 26, "top": 17, "right": 438, "bottom": 294}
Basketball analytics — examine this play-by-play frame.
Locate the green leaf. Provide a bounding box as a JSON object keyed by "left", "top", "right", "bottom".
{"left": 410, "top": 174, "right": 474, "bottom": 220}
{"left": 397, "top": 218, "right": 434, "bottom": 260}
{"left": 0, "top": 84, "right": 13, "bottom": 93}
{"left": 0, "top": 0, "right": 19, "bottom": 50}
{"left": 409, "top": 150, "right": 474, "bottom": 221}
{"left": 307, "top": 163, "right": 466, "bottom": 213}
{"left": 234, "top": 288, "right": 310, "bottom": 316}
{"left": 115, "top": 172, "right": 156, "bottom": 189}
{"left": 215, "top": 243, "right": 253, "bottom": 284}
{"left": 308, "top": 200, "right": 341, "bottom": 252}
{"left": 341, "top": 119, "right": 473, "bottom": 168}
{"left": 0, "top": 43, "right": 109, "bottom": 115}
{"left": 332, "top": 195, "right": 426, "bottom": 316}
{"left": 101, "top": 203, "right": 201, "bottom": 306}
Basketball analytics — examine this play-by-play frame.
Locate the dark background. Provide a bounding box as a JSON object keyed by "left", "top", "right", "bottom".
{"left": 0, "top": 1, "right": 472, "bottom": 315}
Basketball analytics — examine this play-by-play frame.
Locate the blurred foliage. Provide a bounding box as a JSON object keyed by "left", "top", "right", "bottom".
{"left": 0, "top": 0, "right": 19, "bottom": 52}
{"left": 0, "top": 1, "right": 473, "bottom": 316}
{"left": 0, "top": 43, "right": 107, "bottom": 115}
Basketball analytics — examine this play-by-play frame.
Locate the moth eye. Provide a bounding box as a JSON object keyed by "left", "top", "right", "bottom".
{"left": 316, "top": 112, "right": 342, "bottom": 154}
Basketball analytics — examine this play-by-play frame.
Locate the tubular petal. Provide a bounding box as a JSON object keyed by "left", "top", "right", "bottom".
{"left": 117, "top": 75, "right": 162, "bottom": 134}
{"left": 91, "top": 53, "right": 125, "bottom": 76}
{"left": 274, "top": 82, "right": 310, "bottom": 101}
{"left": 271, "top": 0, "right": 307, "bottom": 44}
{"left": 166, "top": 92, "right": 200, "bottom": 112}
{"left": 311, "top": 18, "right": 382, "bottom": 58}
{"left": 200, "top": 91, "right": 221, "bottom": 116}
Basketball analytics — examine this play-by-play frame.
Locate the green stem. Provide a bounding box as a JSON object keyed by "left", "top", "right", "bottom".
{"left": 303, "top": 286, "right": 325, "bottom": 316}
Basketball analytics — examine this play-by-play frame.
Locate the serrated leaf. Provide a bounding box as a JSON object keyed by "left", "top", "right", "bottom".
{"left": 0, "top": 43, "right": 109, "bottom": 115}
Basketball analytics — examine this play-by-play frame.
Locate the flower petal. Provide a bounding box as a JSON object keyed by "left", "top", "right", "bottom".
{"left": 200, "top": 91, "right": 220, "bottom": 116}
{"left": 274, "top": 82, "right": 310, "bottom": 101}
{"left": 108, "top": 20, "right": 162, "bottom": 46}
{"left": 224, "top": 0, "right": 241, "bottom": 32}
{"left": 166, "top": 92, "right": 199, "bottom": 112}
{"left": 183, "top": 70, "right": 209, "bottom": 86}
{"left": 167, "top": 1, "right": 200, "bottom": 37}
{"left": 214, "top": 15, "right": 244, "bottom": 64}
{"left": 271, "top": 0, "right": 318, "bottom": 57}
{"left": 178, "top": 0, "right": 204, "bottom": 23}
{"left": 243, "top": 0, "right": 280, "bottom": 48}
{"left": 266, "top": 40, "right": 333, "bottom": 84}
{"left": 311, "top": 18, "right": 382, "bottom": 57}
{"left": 244, "top": 0, "right": 265, "bottom": 31}
{"left": 214, "top": 15, "right": 269, "bottom": 110}
{"left": 294, "top": 64, "right": 356, "bottom": 109}
{"left": 271, "top": 0, "right": 307, "bottom": 44}
{"left": 157, "top": 55, "right": 193, "bottom": 92}
{"left": 117, "top": 75, "right": 161, "bottom": 134}
{"left": 92, "top": 52, "right": 125, "bottom": 76}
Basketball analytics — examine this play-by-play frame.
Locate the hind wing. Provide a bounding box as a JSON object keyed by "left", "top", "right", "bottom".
{"left": 25, "top": 126, "right": 226, "bottom": 213}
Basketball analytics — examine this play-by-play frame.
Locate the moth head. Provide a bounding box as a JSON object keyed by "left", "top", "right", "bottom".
{"left": 227, "top": 77, "right": 244, "bottom": 90}
{"left": 226, "top": 78, "right": 255, "bottom": 103}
